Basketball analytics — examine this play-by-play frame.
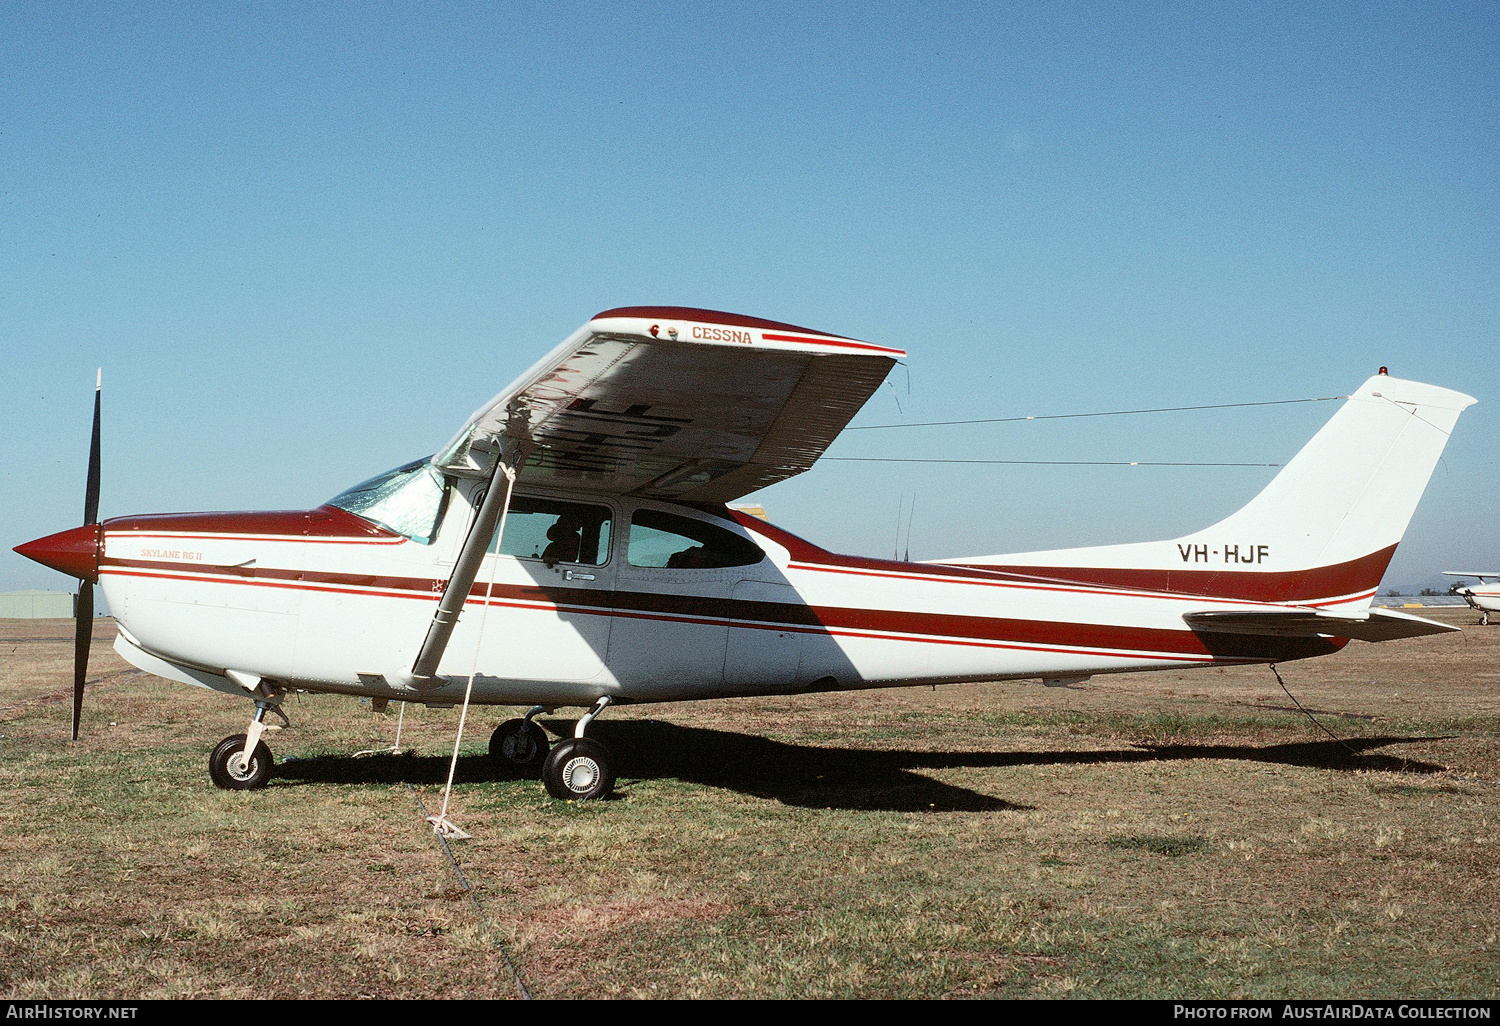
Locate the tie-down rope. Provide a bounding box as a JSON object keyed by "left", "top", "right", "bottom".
{"left": 407, "top": 783, "right": 531, "bottom": 999}
{"left": 428, "top": 463, "right": 517, "bottom": 840}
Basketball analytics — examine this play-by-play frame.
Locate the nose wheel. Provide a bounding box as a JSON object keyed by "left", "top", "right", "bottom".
{"left": 209, "top": 734, "right": 273, "bottom": 790}
{"left": 207, "top": 686, "right": 285, "bottom": 790}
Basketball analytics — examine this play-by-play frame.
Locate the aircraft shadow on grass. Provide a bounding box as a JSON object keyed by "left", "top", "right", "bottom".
{"left": 270, "top": 718, "right": 1450, "bottom": 812}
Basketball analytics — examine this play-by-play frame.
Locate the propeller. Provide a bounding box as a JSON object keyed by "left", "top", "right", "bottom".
{"left": 11, "top": 371, "right": 106, "bottom": 738}
{"left": 72, "top": 370, "right": 102, "bottom": 740}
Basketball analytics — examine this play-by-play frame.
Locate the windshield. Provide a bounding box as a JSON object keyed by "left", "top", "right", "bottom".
{"left": 327, "top": 458, "right": 450, "bottom": 544}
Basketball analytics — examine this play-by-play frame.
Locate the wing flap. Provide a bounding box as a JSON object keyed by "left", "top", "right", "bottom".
{"left": 1184, "top": 606, "right": 1458, "bottom": 642}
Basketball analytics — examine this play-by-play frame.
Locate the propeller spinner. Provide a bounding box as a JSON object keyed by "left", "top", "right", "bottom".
{"left": 12, "top": 371, "right": 102, "bottom": 740}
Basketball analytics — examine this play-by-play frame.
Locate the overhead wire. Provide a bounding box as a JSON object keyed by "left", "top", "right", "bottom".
{"left": 846, "top": 394, "right": 1347, "bottom": 431}
{"left": 827, "top": 457, "right": 1281, "bottom": 467}
{"left": 830, "top": 394, "right": 1346, "bottom": 467}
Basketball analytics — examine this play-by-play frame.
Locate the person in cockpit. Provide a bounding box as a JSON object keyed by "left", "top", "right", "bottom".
{"left": 542, "top": 514, "right": 583, "bottom": 568}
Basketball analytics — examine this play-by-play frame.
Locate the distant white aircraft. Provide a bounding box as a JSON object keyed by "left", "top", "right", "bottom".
{"left": 1443, "top": 572, "right": 1500, "bottom": 625}
{"left": 15, "top": 308, "right": 1478, "bottom": 801}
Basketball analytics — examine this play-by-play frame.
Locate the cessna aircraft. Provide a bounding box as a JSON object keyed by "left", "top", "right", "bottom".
{"left": 1443, "top": 572, "right": 1500, "bottom": 625}
{"left": 14, "top": 307, "right": 1477, "bottom": 802}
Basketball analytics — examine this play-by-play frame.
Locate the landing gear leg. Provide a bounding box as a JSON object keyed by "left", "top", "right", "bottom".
{"left": 542, "top": 696, "right": 615, "bottom": 801}
{"left": 208, "top": 688, "right": 287, "bottom": 791}
{"left": 1483, "top": 612, "right": 1490, "bottom": 626}
{"left": 490, "top": 705, "right": 552, "bottom": 773}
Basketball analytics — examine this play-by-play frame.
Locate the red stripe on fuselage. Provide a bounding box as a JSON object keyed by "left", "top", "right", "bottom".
{"left": 100, "top": 558, "right": 1340, "bottom": 664}
{"left": 103, "top": 506, "right": 402, "bottom": 542}
{"left": 98, "top": 503, "right": 1360, "bottom": 667}
{"left": 782, "top": 560, "right": 1379, "bottom": 611}
{"left": 945, "top": 547, "right": 1399, "bottom": 605}
{"left": 720, "top": 509, "right": 1394, "bottom": 607}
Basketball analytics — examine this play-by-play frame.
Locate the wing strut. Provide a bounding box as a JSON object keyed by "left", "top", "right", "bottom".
{"left": 402, "top": 448, "right": 524, "bottom": 692}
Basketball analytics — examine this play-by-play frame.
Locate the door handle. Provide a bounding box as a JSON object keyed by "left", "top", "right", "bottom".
{"left": 565, "top": 570, "right": 595, "bottom": 581}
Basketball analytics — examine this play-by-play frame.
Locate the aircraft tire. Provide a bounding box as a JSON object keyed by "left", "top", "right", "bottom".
{"left": 208, "top": 734, "right": 273, "bottom": 790}
{"left": 542, "top": 738, "right": 614, "bottom": 801}
{"left": 490, "top": 718, "right": 550, "bottom": 773}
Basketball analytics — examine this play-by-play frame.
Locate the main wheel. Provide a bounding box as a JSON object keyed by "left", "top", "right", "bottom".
{"left": 208, "top": 734, "right": 273, "bottom": 790}
{"left": 541, "top": 737, "right": 615, "bottom": 800}
{"left": 490, "top": 718, "right": 550, "bottom": 773}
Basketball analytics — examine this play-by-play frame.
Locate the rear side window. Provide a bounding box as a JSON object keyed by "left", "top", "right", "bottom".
{"left": 491, "top": 497, "right": 612, "bottom": 567}
{"left": 627, "top": 509, "right": 764, "bottom": 569}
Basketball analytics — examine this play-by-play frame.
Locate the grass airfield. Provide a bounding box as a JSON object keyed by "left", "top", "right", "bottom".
{"left": 1, "top": 611, "right": 1497, "bottom": 999}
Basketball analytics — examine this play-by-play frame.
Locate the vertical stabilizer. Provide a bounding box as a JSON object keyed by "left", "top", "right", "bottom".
{"left": 941, "top": 375, "right": 1475, "bottom": 609}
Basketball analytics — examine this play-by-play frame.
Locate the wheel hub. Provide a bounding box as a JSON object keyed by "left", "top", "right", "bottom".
{"left": 562, "top": 756, "right": 599, "bottom": 793}
{"left": 502, "top": 733, "right": 535, "bottom": 762}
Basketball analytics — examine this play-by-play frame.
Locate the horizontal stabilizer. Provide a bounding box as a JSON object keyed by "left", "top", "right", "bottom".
{"left": 1184, "top": 606, "right": 1459, "bottom": 643}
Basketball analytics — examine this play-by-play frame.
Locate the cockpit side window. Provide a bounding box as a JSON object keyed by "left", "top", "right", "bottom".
{"left": 491, "top": 497, "right": 612, "bottom": 567}
{"left": 627, "top": 509, "right": 765, "bottom": 569}
{"left": 326, "top": 458, "right": 451, "bottom": 544}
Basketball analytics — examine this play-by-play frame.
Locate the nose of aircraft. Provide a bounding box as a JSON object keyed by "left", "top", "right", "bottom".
{"left": 14, "top": 525, "right": 101, "bottom": 582}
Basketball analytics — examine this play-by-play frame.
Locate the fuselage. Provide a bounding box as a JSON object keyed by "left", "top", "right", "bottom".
{"left": 93, "top": 477, "right": 1341, "bottom": 708}
{"left": 1453, "top": 584, "right": 1500, "bottom": 615}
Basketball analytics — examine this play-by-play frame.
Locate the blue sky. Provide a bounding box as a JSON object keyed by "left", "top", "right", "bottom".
{"left": 3, "top": 2, "right": 1496, "bottom": 594}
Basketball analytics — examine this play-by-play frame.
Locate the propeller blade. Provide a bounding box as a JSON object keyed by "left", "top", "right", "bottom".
{"left": 73, "top": 582, "right": 93, "bottom": 741}
{"left": 74, "top": 370, "right": 101, "bottom": 740}
{"left": 84, "top": 369, "right": 101, "bottom": 526}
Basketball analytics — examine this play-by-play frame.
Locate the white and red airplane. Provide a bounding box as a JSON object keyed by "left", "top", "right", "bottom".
{"left": 15, "top": 307, "right": 1477, "bottom": 801}
{"left": 1443, "top": 573, "right": 1500, "bottom": 625}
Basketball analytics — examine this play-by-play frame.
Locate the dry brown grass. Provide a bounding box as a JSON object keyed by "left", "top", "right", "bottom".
{"left": 1, "top": 610, "right": 1497, "bottom": 998}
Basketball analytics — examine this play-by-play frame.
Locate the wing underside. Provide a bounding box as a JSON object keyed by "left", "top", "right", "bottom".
{"left": 434, "top": 308, "right": 901, "bottom": 503}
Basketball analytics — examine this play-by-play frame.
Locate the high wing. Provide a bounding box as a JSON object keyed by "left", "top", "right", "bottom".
{"left": 1444, "top": 571, "right": 1500, "bottom": 581}
{"left": 433, "top": 307, "right": 904, "bottom": 503}
{"left": 1184, "top": 606, "right": 1457, "bottom": 642}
